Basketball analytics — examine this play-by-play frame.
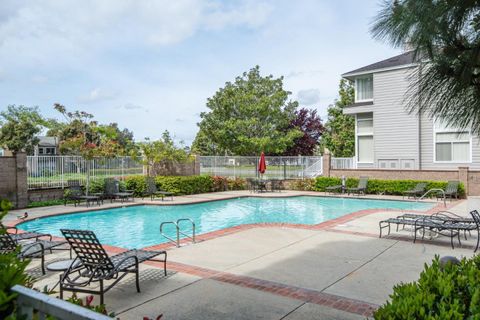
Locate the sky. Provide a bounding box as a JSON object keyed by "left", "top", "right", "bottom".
{"left": 0, "top": 0, "right": 400, "bottom": 145}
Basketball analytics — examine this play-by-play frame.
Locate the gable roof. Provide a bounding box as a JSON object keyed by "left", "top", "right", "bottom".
{"left": 342, "top": 51, "right": 418, "bottom": 78}
{"left": 37, "top": 136, "right": 58, "bottom": 147}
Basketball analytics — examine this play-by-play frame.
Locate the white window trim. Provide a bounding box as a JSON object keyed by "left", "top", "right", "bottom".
{"left": 433, "top": 124, "right": 472, "bottom": 163}
{"left": 355, "top": 113, "right": 374, "bottom": 164}
{"left": 355, "top": 75, "right": 374, "bottom": 103}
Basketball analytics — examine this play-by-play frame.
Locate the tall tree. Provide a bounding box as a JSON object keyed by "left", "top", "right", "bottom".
{"left": 194, "top": 66, "right": 302, "bottom": 156}
{"left": 138, "top": 131, "right": 191, "bottom": 176}
{"left": 282, "top": 108, "right": 324, "bottom": 156}
{"left": 320, "top": 79, "right": 355, "bottom": 157}
{"left": 49, "top": 104, "right": 135, "bottom": 156}
{"left": 0, "top": 105, "right": 45, "bottom": 154}
{"left": 371, "top": 0, "right": 480, "bottom": 133}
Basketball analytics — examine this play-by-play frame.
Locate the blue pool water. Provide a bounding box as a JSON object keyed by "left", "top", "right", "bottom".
{"left": 18, "top": 196, "right": 434, "bottom": 249}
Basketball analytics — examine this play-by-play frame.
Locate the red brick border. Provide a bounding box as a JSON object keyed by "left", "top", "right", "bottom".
{"left": 145, "top": 260, "right": 379, "bottom": 317}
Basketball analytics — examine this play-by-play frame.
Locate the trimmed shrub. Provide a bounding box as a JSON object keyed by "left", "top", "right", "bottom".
{"left": 155, "top": 175, "right": 213, "bottom": 195}
{"left": 314, "top": 177, "right": 466, "bottom": 198}
{"left": 374, "top": 255, "right": 480, "bottom": 319}
{"left": 227, "top": 177, "right": 247, "bottom": 191}
{"left": 212, "top": 176, "right": 228, "bottom": 192}
{"left": 290, "top": 178, "right": 316, "bottom": 191}
{"left": 124, "top": 175, "right": 148, "bottom": 197}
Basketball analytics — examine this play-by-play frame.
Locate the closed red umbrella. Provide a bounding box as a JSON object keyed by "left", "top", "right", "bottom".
{"left": 258, "top": 152, "right": 267, "bottom": 174}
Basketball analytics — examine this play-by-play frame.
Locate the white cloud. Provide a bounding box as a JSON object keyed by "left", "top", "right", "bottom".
{"left": 78, "top": 88, "right": 115, "bottom": 104}
{"left": 119, "top": 103, "right": 148, "bottom": 112}
{"left": 297, "top": 88, "right": 321, "bottom": 105}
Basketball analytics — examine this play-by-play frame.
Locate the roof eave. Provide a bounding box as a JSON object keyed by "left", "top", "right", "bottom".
{"left": 342, "top": 63, "right": 418, "bottom": 80}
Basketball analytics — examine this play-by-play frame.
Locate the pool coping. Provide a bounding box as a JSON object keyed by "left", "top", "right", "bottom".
{"left": 9, "top": 195, "right": 453, "bottom": 253}
{"left": 8, "top": 191, "right": 442, "bottom": 229}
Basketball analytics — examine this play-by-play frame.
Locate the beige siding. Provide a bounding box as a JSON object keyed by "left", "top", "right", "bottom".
{"left": 371, "top": 68, "right": 420, "bottom": 169}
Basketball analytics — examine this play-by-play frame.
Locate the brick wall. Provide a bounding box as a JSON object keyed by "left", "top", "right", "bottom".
{"left": 0, "top": 156, "right": 17, "bottom": 204}
{"left": 0, "top": 153, "right": 28, "bottom": 208}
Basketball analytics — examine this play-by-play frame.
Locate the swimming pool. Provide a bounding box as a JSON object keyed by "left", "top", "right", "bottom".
{"left": 18, "top": 196, "right": 434, "bottom": 249}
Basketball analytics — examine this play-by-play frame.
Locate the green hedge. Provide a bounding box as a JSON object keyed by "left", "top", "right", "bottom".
{"left": 123, "top": 175, "right": 246, "bottom": 196}
{"left": 374, "top": 255, "right": 480, "bottom": 319}
{"left": 313, "top": 177, "right": 465, "bottom": 198}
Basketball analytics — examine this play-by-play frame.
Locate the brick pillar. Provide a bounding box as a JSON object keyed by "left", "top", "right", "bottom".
{"left": 15, "top": 152, "right": 28, "bottom": 208}
{"left": 322, "top": 150, "right": 331, "bottom": 177}
{"left": 194, "top": 155, "right": 201, "bottom": 175}
{"left": 458, "top": 166, "right": 469, "bottom": 196}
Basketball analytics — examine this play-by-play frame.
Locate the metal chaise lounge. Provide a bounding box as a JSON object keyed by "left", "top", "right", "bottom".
{"left": 59, "top": 229, "right": 167, "bottom": 304}
{"left": 144, "top": 177, "right": 173, "bottom": 201}
{"left": 1, "top": 223, "right": 52, "bottom": 242}
{"left": 347, "top": 177, "right": 368, "bottom": 196}
{"left": 0, "top": 232, "right": 68, "bottom": 274}
{"left": 412, "top": 215, "right": 477, "bottom": 249}
{"left": 105, "top": 179, "right": 134, "bottom": 203}
{"left": 403, "top": 182, "right": 427, "bottom": 200}
{"left": 379, "top": 212, "right": 478, "bottom": 249}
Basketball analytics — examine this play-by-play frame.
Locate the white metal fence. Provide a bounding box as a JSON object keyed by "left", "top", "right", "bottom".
{"left": 27, "top": 156, "right": 143, "bottom": 189}
{"left": 13, "top": 285, "right": 111, "bottom": 320}
{"left": 331, "top": 157, "right": 356, "bottom": 169}
{"left": 199, "top": 156, "right": 323, "bottom": 179}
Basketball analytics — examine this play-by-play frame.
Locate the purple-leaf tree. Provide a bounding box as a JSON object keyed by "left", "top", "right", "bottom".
{"left": 283, "top": 108, "right": 324, "bottom": 156}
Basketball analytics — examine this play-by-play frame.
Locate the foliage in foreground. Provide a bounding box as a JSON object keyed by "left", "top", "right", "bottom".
{"left": 0, "top": 200, "right": 33, "bottom": 319}
{"left": 375, "top": 255, "right": 480, "bottom": 319}
{"left": 310, "top": 177, "right": 465, "bottom": 197}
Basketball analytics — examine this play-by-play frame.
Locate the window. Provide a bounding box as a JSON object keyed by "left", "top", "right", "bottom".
{"left": 434, "top": 122, "right": 471, "bottom": 162}
{"left": 38, "top": 148, "right": 44, "bottom": 155}
{"left": 356, "top": 113, "right": 374, "bottom": 163}
{"left": 45, "top": 147, "right": 56, "bottom": 155}
{"left": 355, "top": 76, "right": 373, "bottom": 101}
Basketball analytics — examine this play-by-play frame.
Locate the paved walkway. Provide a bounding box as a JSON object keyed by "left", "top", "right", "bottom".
{"left": 7, "top": 192, "right": 475, "bottom": 319}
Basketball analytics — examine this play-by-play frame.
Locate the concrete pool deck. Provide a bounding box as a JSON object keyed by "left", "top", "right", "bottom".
{"left": 5, "top": 191, "right": 477, "bottom": 319}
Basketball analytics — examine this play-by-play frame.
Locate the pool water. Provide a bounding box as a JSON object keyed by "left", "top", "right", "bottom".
{"left": 18, "top": 196, "right": 434, "bottom": 249}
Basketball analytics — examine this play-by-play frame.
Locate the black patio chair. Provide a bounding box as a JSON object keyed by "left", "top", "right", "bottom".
{"left": 143, "top": 177, "right": 173, "bottom": 201}
{"left": 437, "top": 181, "right": 460, "bottom": 200}
{"left": 105, "top": 179, "right": 134, "bottom": 203}
{"left": 60, "top": 229, "right": 167, "bottom": 304}
{"left": 470, "top": 210, "right": 480, "bottom": 252}
{"left": 325, "top": 184, "right": 342, "bottom": 194}
{"left": 403, "top": 182, "right": 427, "bottom": 200}
{"left": 347, "top": 177, "right": 368, "bottom": 196}
{"left": 0, "top": 232, "right": 68, "bottom": 274}
{"left": 64, "top": 185, "right": 100, "bottom": 207}
{"left": 1, "top": 223, "right": 52, "bottom": 242}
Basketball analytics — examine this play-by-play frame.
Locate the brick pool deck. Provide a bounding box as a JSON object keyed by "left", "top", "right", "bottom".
{"left": 6, "top": 191, "right": 477, "bottom": 319}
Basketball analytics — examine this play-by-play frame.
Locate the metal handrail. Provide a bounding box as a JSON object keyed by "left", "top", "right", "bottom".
{"left": 418, "top": 188, "right": 446, "bottom": 207}
{"left": 159, "top": 221, "right": 179, "bottom": 247}
{"left": 177, "top": 218, "right": 196, "bottom": 243}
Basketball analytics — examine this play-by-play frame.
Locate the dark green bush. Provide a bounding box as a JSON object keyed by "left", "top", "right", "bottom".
{"left": 155, "top": 175, "right": 214, "bottom": 195}
{"left": 314, "top": 177, "right": 466, "bottom": 198}
{"left": 375, "top": 255, "right": 480, "bottom": 319}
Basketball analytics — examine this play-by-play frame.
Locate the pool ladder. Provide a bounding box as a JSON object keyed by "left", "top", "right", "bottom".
{"left": 159, "top": 218, "right": 196, "bottom": 248}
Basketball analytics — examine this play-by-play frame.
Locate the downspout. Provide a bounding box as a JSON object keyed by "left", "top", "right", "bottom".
{"left": 417, "top": 62, "right": 422, "bottom": 170}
